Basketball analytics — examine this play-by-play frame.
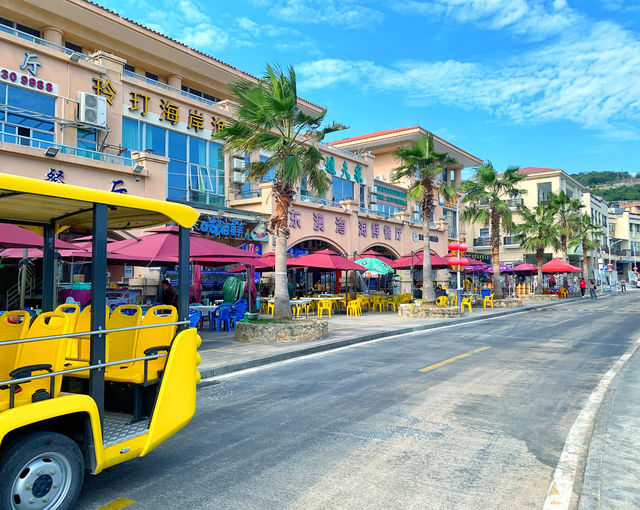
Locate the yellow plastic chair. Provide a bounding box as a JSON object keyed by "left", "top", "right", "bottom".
{"left": 559, "top": 287, "right": 569, "bottom": 298}
{"left": 0, "top": 311, "right": 70, "bottom": 411}
{"left": 435, "top": 296, "right": 448, "bottom": 307}
{"left": 346, "top": 300, "right": 361, "bottom": 317}
{"left": 69, "top": 305, "right": 110, "bottom": 362}
{"left": 387, "top": 296, "right": 400, "bottom": 312}
{"left": 483, "top": 293, "right": 494, "bottom": 309}
{"left": 317, "top": 299, "right": 332, "bottom": 318}
{"left": 461, "top": 296, "right": 473, "bottom": 312}
{"left": 267, "top": 301, "right": 275, "bottom": 316}
{"left": 360, "top": 296, "right": 371, "bottom": 312}
{"left": 292, "top": 301, "right": 309, "bottom": 318}
{"left": 55, "top": 303, "right": 81, "bottom": 333}
{"left": 0, "top": 310, "right": 31, "bottom": 381}
{"left": 106, "top": 304, "right": 143, "bottom": 367}
{"left": 371, "top": 296, "right": 384, "bottom": 312}
{"left": 448, "top": 294, "right": 458, "bottom": 307}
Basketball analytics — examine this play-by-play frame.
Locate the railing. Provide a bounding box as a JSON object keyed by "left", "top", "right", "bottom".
{"left": 0, "top": 25, "right": 94, "bottom": 63}
{"left": 506, "top": 197, "right": 524, "bottom": 208}
{"left": 503, "top": 236, "right": 520, "bottom": 246}
{"left": 0, "top": 133, "right": 133, "bottom": 166}
{"left": 294, "top": 194, "right": 342, "bottom": 208}
{"left": 186, "top": 189, "right": 225, "bottom": 207}
{"left": 317, "top": 141, "right": 367, "bottom": 162}
{"left": 474, "top": 237, "right": 491, "bottom": 247}
{"left": 123, "top": 70, "right": 218, "bottom": 108}
{"left": 359, "top": 207, "right": 394, "bottom": 218}
{"left": 233, "top": 190, "right": 261, "bottom": 200}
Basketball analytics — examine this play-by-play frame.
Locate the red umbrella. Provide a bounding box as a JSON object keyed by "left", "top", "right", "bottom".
{"left": 0, "top": 224, "right": 78, "bottom": 249}
{"left": 354, "top": 250, "right": 395, "bottom": 266}
{"left": 290, "top": 249, "right": 366, "bottom": 271}
{"left": 106, "top": 227, "right": 257, "bottom": 264}
{"left": 390, "top": 251, "right": 449, "bottom": 270}
{"left": 513, "top": 263, "right": 537, "bottom": 273}
{"left": 0, "top": 248, "right": 87, "bottom": 259}
{"left": 541, "top": 258, "right": 582, "bottom": 273}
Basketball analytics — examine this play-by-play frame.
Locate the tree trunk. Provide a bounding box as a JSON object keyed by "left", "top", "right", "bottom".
{"left": 490, "top": 207, "right": 503, "bottom": 299}
{"left": 582, "top": 240, "right": 588, "bottom": 278}
{"left": 422, "top": 219, "right": 435, "bottom": 303}
{"left": 272, "top": 185, "right": 293, "bottom": 320}
{"left": 561, "top": 235, "right": 569, "bottom": 289}
{"left": 536, "top": 249, "right": 544, "bottom": 295}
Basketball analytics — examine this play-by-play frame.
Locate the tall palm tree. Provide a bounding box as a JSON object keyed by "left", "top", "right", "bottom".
{"left": 514, "top": 204, "right": 561, "bottom": 294}
{"left": 569, "top": 213, "right": 604, "bottom": 278}
{"left": 219, "top": 63, "right": 345, "bottom": 320}
{"left": 549, "top": 191, "right": 583, "bottom": 262}
{"left": 391, "top": 134, "right": 457, "bottom": 303}
{"left": 460, "top": 163, "right": 526, "bottom": 299}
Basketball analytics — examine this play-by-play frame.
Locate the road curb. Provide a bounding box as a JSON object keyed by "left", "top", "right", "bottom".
{"left": 198, "top": 295, "right": 586, "bottom": 379}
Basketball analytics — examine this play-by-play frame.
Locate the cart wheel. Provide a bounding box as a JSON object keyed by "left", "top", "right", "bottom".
{"left": 0, "top": 431, "right": 85, "bottom": 510}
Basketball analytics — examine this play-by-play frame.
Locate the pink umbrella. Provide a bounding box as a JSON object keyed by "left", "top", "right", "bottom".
{"left": 354, "top": 250, "right": 396, "bottom": 267}
{"left": 390, "top": 251, "right": 449, "bottom": 270}
{"left": 190, "top": 264, "right": 202, "bottom": 303}
{"left": 542, "top": 258, "right": 582, "bottom": 273}
{"left": 0, "top": 224, "right": 78, "bottom": 249}
{"left": 513, "top": 263, "right": 537, "bottom": 273}
{"left": 290, "top": 249, "right": 366, "bottom": 271}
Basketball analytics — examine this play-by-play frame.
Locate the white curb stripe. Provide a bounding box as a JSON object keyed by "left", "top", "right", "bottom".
{"left": 543, "top": 337, "right": 640, "bottom": 509}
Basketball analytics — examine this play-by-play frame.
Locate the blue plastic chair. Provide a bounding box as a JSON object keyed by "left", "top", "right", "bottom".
{"left": 189, "top": 310, "right": 203, "bottom": 329}
{"left": 210, "top": 304, "right": 233, "bottom": 332}
{"left": 23, "top": 307, "right": 37, "bottom": 321}
{"left": 230, "top": 303, "right": 248, "bottom": 326}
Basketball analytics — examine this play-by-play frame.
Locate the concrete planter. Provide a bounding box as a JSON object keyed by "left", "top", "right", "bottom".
{"left": 520, "top": 294, "right": 558, "bottom": 302}
{"left": 491, "top": 298, "right": 523, "bottom": 308}
{"left": 398, "top": 305, "right": 462, "bottom": 319}
{"left": 235, "top": 319, "right": 329, "bottom": 343}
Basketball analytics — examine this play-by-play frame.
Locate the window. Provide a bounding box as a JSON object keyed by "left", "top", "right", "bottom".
{"left": 181, "top": 85, "right": 220, "bottom": 102}
{"left": 360, "top": 184, "right": 366, "bottom": 208}
{"left": 65, "top": 41, "right": 82, "bottom": 53}
{"left": 332, "top": 176, "right": 353, "bottom": 202}
{"left": 479, "top": 228, "right": 489, "bottom": 238}
{"left": 123, "top": 63, "right": 135, "bottom": 73}
{"left": 0, "top": 18, "right": 41, "bottom": 38}
{"left": 260, "top": 155, "right": 276, "bottom": 183}
{"left": 77, "top": 128, "right": 97, "bottom": 153}
{"left": 0, "top": 84, "right": 55, "bottom": 147}
{"left": 538, "top": 182, "right": 552, "bottom": 203}
{"left": 376, "top": 204, "right": 399, "bottom": 216}
{"left": 145, "top": 71, "right": 159, "bottom": 82}
{"left": 144, "top": 124, "right": 166, "bottom": 156}
{"left": 300, "top": 176, "right": 308, "bottom": 197}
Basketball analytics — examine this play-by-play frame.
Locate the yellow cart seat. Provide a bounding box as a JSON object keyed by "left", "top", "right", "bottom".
{"left": 106, "top": 304, "right": 142, "bottom": 368}
{"left": 0, "top": 311, "right": 31, "bottom": 381}
{"left": 65, "top": 305, "right": 110, "bottom": 365}
{"left": 105, "top": 305, "right": 177, "bottom": 384}
{"left": 57, "top": 303, "right": 81, "bottom": 357}
{"left": 0, "top": 311, "right": 70, "bottom": 412}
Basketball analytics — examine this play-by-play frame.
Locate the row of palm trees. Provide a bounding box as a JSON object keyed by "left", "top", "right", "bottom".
{"left": 218, "top": 63, "right": 602, "bottom": 318}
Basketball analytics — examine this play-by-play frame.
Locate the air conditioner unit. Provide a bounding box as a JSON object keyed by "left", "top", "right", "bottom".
{"left": 369, "top": 194, "right": 377, "bottom": 204}
{"left": 78, "top": 92, "right": 107, "bottom": 127}
{"left": 232, "top": 171, "right": 246, "bottom": 184}
{"left": 368, "top": 185, "right": 376, "bottom": 194}
{"left": 413, "top": 204, "right": 420, "bottom": 213}
{"left": 232, "top": 157, "right": 245, "bottom": 170}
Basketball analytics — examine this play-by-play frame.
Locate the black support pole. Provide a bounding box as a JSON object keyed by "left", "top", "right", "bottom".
{"left": 42, "top": 222, "right": 56, "bottom": 312}
{"left": 89, "top": 203, "right": 108, "bottom": 422}
{"left": 178, "top": 226, "right": 190, "bottom": 330}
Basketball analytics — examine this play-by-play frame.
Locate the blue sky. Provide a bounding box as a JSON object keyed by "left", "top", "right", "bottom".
{"left": 101, "top": 0, "right": 640, "bottom": 175}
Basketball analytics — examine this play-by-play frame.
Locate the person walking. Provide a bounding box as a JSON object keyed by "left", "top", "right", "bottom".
{"left": 589, "top": 279, "right": 597, "bottom": 299}
{"left": 579, "top": 277, "right": 586, "bottom": 297}
{"left": 621, "top": 280, "right": 627, "bottom": 293}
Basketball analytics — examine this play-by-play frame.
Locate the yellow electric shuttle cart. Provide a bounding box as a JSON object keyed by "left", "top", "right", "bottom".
{"left": 0, "top": 174, "right": 202, "bottom": 510}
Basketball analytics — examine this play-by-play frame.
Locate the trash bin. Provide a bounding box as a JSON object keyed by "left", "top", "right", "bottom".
{"left": 481, "top": 288, "right": 491, "bottom": 299}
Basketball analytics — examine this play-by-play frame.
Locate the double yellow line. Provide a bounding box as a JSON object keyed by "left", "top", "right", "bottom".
{"left": 419, "top": 346, "right": 490, "bottom": 372}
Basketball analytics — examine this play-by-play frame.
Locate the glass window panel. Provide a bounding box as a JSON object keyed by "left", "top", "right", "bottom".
{"left": 167, "top": 160, "right": 186, "bottom": 190}
{"left": 189, "top": 164, "right": 199, "bottom": 190}
{"left": 208, "top": 142, "right": 224, "bottom": 169}
{"left": 7, "top": 86, "right": 54, "bottom": 116}
{"left": 189, "top": 137, "right": 206, "bottom": 165}
{"left": 122, "top": 118, "right": 140, "bottom": 155}
{"left": 144, "top": 124, "right": 166, "bottom": 156}
{"left": 168, "top": 130, "right": 187, "bottom": 161}
{"left": 217, "top": 169, "right": 225, "bottom": 195}
{"left": 167, "top": 187, "right": 186, "bottom": 201}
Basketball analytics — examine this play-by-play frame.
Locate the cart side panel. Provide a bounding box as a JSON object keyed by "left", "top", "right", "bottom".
{"left": 141, "top": 328, "right": 201, "bottom": 456}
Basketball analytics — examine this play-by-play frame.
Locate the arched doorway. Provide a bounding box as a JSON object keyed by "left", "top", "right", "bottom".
{"left": 289, "top": 237, "right": 345, "bottom": 256}
{"left": 362, "top": 244, "right": 400, "bottom": 260}
{"left": 288, "top": 238, "right": 345, "bottom": 294}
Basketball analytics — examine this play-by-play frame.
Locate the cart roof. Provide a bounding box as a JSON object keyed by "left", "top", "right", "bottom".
{"left": 0, "top": 174, "right": 199, "bottom": 229}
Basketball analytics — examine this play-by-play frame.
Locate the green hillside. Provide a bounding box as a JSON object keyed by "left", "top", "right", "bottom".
{"left": 572, "top": 171, "right": 640, "bottom": 202}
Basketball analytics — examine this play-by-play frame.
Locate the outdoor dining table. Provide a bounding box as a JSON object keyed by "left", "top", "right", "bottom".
{"left": 189, "top": 304, "right": 220, "bottom": 315}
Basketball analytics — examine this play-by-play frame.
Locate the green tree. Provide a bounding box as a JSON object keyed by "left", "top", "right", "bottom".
{"left": 548, "top": 191, "right": 583, "bottom": 262}
{"left": 514, "top": 204, "right": 561, "bottom": 294}
{"left": 569, "top": 213, "right": 604, "bottom": 278}
{"left": 391, "top": 134, "right": 457, "bottom": 303}
{"left": 460, "top": 163, "right": 526, "bottom": 299}
{"left": 219, "top": 63, "right": 345, "bottom": 319}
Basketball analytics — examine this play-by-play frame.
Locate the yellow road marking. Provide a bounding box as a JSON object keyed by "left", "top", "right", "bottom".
{"left": 419, "top": 346, "right": 491, "bottom": 372}
{"left": 98, "top": 498, "right": 135, "bottom": 510}
{"left": 200, "top": 342, "right": 252, "bottom": 353}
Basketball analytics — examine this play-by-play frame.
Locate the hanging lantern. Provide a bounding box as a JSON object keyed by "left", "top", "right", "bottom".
{"left": 449, "top": 256, "right": 470, "bottom": 271}
{"left": 448, "top": 241, "right": 460, "bottom": 252}
{"left": 608, "top": 263, "right": 614, "bottom": 273}
{"left": 458, "top": 243, "right": 468, "bottom": 253}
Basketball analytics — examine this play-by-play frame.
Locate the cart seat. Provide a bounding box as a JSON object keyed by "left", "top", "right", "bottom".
{"left": 105, "top": 305, "right": 177, "bottom": 384}
{"left": 64, "top": 305, "right": 110, "bottom": 370}
{"left": 0, "top": 311, "right": 70, "bottom": 412}
{"left": 0, "top": 310, "right": 31, "bottom": 382}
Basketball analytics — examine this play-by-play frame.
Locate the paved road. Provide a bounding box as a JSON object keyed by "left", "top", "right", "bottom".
{"left": 77, "top": 294, "right": 640, "bottom": 510}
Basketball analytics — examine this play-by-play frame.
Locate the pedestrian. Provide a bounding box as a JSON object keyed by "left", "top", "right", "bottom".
{"left": 502, "top": 274, "right": 509, "bottom": 297}
{"left": 621, "top": 280, "right": 627, "bottom": 293}
{"left": 579, "top": 277, "right": 586, "bottom": 297}
{"left": 589, "top": 279, "right": 597, "bottom": 299}
{"left": 160, "top": 278, "right": 178, "bottom": 306}
{"left": 548, "top": 274, "right": 557, "bottom": 289}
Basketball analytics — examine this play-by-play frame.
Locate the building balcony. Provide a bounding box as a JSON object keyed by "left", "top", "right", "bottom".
{"left": 184, "top": 189, "right": 225, "bottom": 208}
{"left": 359, "top": 206, "right": 394, "bottom": 219}
{"left": 0, "top": 25, "right": 94, "bottom": 63}
{"left": 506, "top": 197, "right": 524, "bottom": 208}
{"left": 473, "top": 237, "right": 491, "bottom": 248}
{"left": 503, "top": 236, "right": 520, "bottom": 247}
{"left": 294, "top": 193, "right": 342, "bottom": 208}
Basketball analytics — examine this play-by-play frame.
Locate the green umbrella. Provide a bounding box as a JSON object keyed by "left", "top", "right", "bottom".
{"left": 356, "top": 257, "right": 394, "bottom": 275}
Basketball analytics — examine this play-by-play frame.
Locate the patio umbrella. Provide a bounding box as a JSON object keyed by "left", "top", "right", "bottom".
{"left": 487, "top": 264, "right": 514, "bottom": 273}
{"left": 390, "top": 251, "right": 450, "bottom": 270}
{"left": 190, "top": 264, "right": 202, "bottom": 303}
{"left": 354, "top": 250, "right": 395, "bottom": 267}
{"left": 0, "top": 224, "right": 78, "bottom": 249}
{"left": 542, "top": 258, "right": 582, "bottom": 273}
{"left": 513, "top": 263, "right": 537, "bottom": 274}
{"left": 290, "top": 249, "right": 366, "bottom": 271}
{"left": 355, "top": 257, "right": 394, "bottom": 275}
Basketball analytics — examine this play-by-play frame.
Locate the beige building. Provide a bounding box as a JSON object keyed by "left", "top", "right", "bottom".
{"left": 580, "top": 192, "right": 609, "bottom": 277}
{"left": 464, "top": 167, "right": 585, "bottom": 265}
{"left": 606, "top": 207, "right": 640, "bottom": 279}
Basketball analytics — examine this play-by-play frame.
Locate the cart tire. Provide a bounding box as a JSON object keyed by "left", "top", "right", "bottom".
{"left": 0, "top": 431, "right": 85, "bottom": 510}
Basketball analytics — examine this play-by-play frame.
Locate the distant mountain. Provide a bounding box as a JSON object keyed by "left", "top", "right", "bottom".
{"left": 572, "top": 171, "right": 640, "bottom": 202}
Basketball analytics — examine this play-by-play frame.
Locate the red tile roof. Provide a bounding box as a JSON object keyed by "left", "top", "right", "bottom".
{"left": 330, "top": 126, "right": 421, "bottom": 145}
{"left": 516, "top": 167, "right": 564, "bottom": 175}
{"left": 80, "top": 0, "right": 325, "bottom": 111}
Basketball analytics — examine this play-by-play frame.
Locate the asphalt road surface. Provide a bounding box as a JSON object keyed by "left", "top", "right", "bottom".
{"left": 77, "top": 293, "right": 640, "bottom": 510}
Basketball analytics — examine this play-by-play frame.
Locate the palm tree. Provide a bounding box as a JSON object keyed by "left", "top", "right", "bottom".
{"left": 219, "top": 63, "right": 346, "bottom": 320}
{"left": 514, "top": 204, "right": 561, "bottom": 294}
{"left": 391, "top": 134, "right": 457, "bottom": 303}
{"left": 460, "top": 163, "right": 526, "bottom": 299}
{"left": 549, "top": 191, "right": 583, "bottom": 262}
{"left": 570, "top": 213, "right": 604, "bottom": 278}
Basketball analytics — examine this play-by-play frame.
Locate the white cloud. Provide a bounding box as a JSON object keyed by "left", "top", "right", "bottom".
{"left": 250, "top": 0, "right": 384, "bottom": 27}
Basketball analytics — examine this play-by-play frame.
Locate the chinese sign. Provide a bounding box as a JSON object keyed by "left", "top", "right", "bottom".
{"left": 374, "top": 184, "right": 408, "bottom": 206}
{"left": 92, "top": 78, "right": 117, "bottom": 105}
{"left": 324, "top": 155, "right": 364, "bottom": 184}
{"left": 19, "top": 52, "right": 41, "bottom": 76}
{"left": 412, "top": 232, "right": 439, "bottom": 243}
{"left": 199, "top": 217, "right": 248, "bottom": 239}
{"left": 1, "top": 67, "right": 56, "bottom": 94}
{"left": 44, "top": 168, "right": 64, "bottom": 183}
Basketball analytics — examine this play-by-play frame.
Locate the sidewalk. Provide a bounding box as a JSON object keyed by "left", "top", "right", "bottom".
{"left": 196, "top": 296, "right": 580, "bottom": 379}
